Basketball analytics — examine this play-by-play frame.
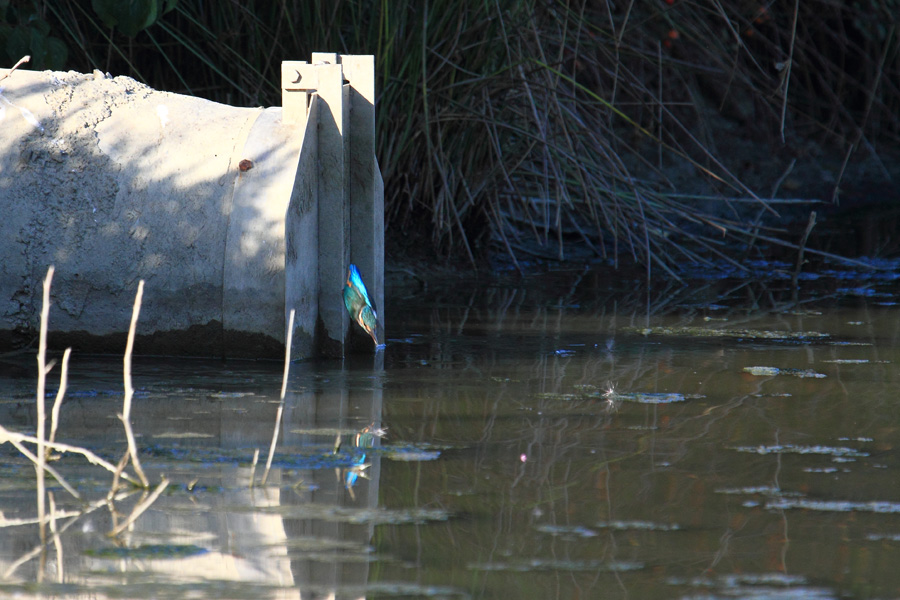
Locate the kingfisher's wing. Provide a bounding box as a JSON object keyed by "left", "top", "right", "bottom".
{"left": 344, "top": 264, "right": 382, "bottom": 346}
{"left": 346, "top": 264, "right": 374, "bottom": 311}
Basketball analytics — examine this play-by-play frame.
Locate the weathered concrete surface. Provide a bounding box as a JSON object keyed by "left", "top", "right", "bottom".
{"left": 1, "top": 55, "right": 384, "bottom": 359}
{"left": 0, "top": 68, "right": 308, "bottom": 357}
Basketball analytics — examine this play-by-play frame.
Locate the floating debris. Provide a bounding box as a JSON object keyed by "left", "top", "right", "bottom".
{"left": 821, "top": 359, "right": 872, "bottom": 364}
{"left": 664, "top": 573, "right": 836, "bottom": 599}
{"left": 595, "top": 520, "right": 680, "bottom": 531}
{"left": 743, "top": 366, "right": 826, "bottom": 378}
{"left": 604, "top": 391, "right": 703, "bottom": 404}
{"left": 536, "top": 524, "right": 598, "bottom": 538}
{"left": 667, "top": 573, "right": 809, "bottom": 587}
{"left": 366, "top": 583, "right": 468, "bottom": 597}
{"left": 471, "top": 559, "right": 643, "bottom": 572}
{"left": 715, "top": 486, "right": 801, "bottom": 497}
{"left": 730, "top": 444, "right": 868, "bottom": 458}
{"left": 290, "top": 427, "right": 365, "bottom": 436}
{"left": 766, "top": 498, "right": 900, "bottom": 513}
{"left": 866, "top": 533, "right": 900, "bottom": 541}
{"left": 628, "top": 326, "right": 829, "bottom": 341}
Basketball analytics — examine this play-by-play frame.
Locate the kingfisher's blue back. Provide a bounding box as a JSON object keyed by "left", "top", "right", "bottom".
{"left": 343, "top": 264, "right": 381, "bottom": 346}
{"left": 347, "top": 264, "right": 372, "bottom": 306}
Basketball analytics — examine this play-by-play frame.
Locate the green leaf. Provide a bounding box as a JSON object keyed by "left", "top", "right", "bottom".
{"left": 26, "top": 13, "right": 50, "bottom": 36}
{"left": 45, "top": 36, "right": 67, "bottom": 70}
{"left": 27, "top": 25, "right": 46, "bottom": 64}
{"left": 0, "top": 12, "right": 68, "bottom": 70}
{"left": 5, "top": 26, "right": 30, "bottom": 62}
{"left": 0, "top": 23, "right": 12, "bottom": 54}
{"left": 91, "top": 0, "right": 159, "bottom": 37}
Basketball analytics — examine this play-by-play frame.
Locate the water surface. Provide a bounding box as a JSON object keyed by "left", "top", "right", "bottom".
{"left": 2, "top": 265, "right": 900, "bottom": 599}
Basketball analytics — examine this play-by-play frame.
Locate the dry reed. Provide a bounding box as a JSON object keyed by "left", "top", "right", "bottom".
{"left": 32, "top": 1, "right": 900, "bottom": 270}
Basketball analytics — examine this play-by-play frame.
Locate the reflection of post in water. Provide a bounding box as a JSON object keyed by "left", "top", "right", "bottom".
{"left": 281, "top": 351, "right": 384, "bottom": 596}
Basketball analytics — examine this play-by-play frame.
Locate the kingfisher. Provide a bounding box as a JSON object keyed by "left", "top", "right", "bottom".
{"left": 343, "top": 264, "right": 382, "bottom": 347}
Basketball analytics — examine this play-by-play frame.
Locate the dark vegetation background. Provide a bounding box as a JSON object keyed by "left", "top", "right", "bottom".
{"left": 3, "top": 0, "right": 899, "bottom": 277}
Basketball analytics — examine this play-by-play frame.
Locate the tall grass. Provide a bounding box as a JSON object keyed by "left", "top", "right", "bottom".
{"left": 36, "top": 0, "right": 900, "bottom": 273}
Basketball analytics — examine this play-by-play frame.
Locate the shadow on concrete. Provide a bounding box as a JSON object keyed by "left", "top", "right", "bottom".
{"left": 0, "top": 69, "right": 313, "bottom": 358}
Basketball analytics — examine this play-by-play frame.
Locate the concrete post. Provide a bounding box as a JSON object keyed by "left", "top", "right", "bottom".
{"left": 341, "top": 55, "right": 384, "bottom": 351}
{"left": 283, "top": 54, "right": 384, "bottom": 358}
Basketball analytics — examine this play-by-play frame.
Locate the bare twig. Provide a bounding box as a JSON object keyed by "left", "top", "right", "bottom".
{"left": 48, "top": 493, "right": 64, "bottom": 583}
{"left": 121, "top": 280, "right": 149, "bottom": 488}
{"left": 108, "top": 477, "right": 169, "bottom": 537}
{"left": 108, "top": 453, "right": 131, "bottom": 502}
{"left": 0, "top": 55, "right": 30, "bottom": 83}
{"left": 248, "top": 448, "right": 260, "bottom": 488}
{"left": 48, "top": 347, "right": 71, "bottom": 448}
{"left": 791, "top": 211, "right": 817, "bottom": 302}
{"left": 0, "top": 424, "right": 140, "bottom": 486}
{"left": 779, "top": 0, "right": 800, "bottom": 143}
{"left": 261, "top": 309, "right": 295, "bottom": 486}
{"left": 770, "top": 159, "right": 797, "bottom": 199}
{"left": 36, "top": 267, "right": 53, "bottom": 544}
{"left": 3, "top": 435, "right": 80, "bottom": 500}
{"left": 279, "top": 309, "right": 295, "bottom": 401}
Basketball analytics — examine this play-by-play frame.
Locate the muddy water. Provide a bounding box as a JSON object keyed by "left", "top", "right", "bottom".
{"left": 2, "top": 268, "right": 900, "bottom": 599}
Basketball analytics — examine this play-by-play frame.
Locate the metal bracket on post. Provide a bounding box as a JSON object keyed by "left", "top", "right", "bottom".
{"left": 281, "top": 61, "right": 315, "bottom": 124}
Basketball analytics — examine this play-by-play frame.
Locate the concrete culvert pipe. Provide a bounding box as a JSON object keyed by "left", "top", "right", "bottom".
{"left": 0, "top": 55, "right": 383, "bottom": 359}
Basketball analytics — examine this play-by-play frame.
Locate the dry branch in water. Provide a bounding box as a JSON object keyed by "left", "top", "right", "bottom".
{"left": 35, "top": 267, "right": 52, "bottom": 543}
{"left": 108, "top": 477, "right": 170, "bottom": 537}
{"left": 120, "top": 280, "right": 149, "bottom": 488}
{"left": 260, "top": 308, "right": 295, "bottom": 487}
{"left": 0, "top": 426, "right": 141, "bottom": 487}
